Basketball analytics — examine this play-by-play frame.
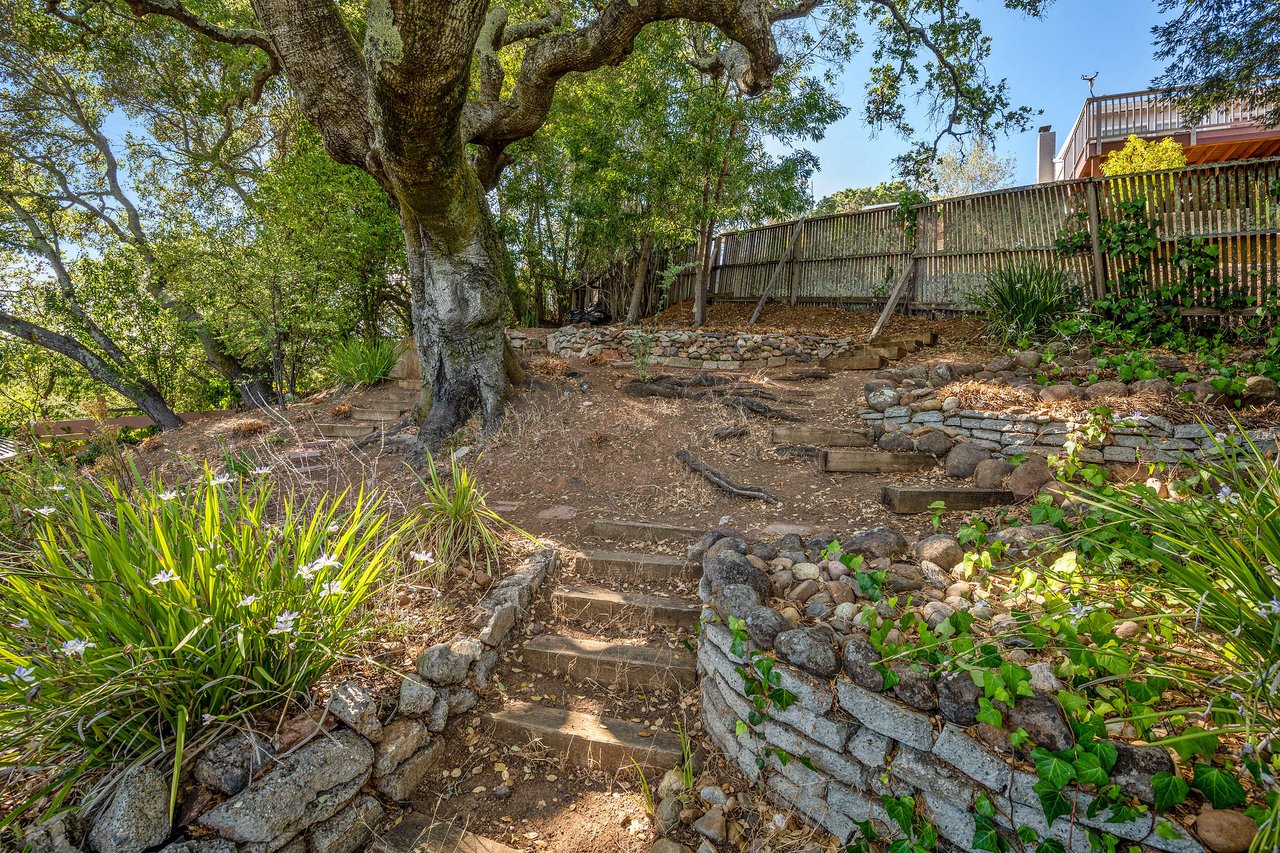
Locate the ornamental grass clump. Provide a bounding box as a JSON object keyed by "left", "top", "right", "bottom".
{"left": 970, "top": 261, "right": 1078, "bottom": 343}
{"left": 1075, "top": 425, "right": 1280, "bottom": 844}
{"left": 327, "top": 336, "right": 404, "bottom": 387}
{"left": 0, "top": 461, "right": 401, "bottom": 828}
{"left": 414, "top": 453, "right": 529, "bottom": 580}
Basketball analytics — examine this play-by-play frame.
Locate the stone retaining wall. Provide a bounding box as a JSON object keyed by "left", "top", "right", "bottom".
{"left": 26, "top": 551, "right": 556, "bottom": 853}
{"left": 860, "top": 406, "right": 1280, "bottom": 464}
{"left": 545, "top": 326, "right": 871, "bottom": 370}
{"left": 693, "top": 534, "right": 1204, "bottom": 853}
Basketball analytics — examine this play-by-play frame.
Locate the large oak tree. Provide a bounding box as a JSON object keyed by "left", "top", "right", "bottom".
{"left": 69, "top": 0, "right": 1041, "bottom": 452}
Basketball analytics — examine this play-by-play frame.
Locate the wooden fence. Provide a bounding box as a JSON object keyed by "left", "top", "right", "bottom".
{"left": 662, "top": 156, "right": 1280, "bottom": 315}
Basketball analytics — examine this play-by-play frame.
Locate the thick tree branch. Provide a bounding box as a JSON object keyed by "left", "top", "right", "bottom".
{"left": 464, "top": 0, "right": 786, "bottom": 149}
{"left": 0, "top": 310, "right": 184, "bottom": 429}
{"left": 114, "top": 0, "right": 277, "bottom": 55}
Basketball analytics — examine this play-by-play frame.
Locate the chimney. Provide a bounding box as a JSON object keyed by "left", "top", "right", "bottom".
{"left": 1037, "top": 125, "right": 1057, "bottom": 183}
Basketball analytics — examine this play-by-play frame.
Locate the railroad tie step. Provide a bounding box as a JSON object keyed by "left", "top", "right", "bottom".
{"left": 881, "top": 485, "right": 1015, "bottom": 514}
{"left": 574, "top": 549, "right": 698, "bottom": 584}
{"left": 521, "top": 634, "right": 696, "bottom": 691}
{"left": 590, "top": 518, "right": 702, "bottom": 544}
{"left": 317, "top": 422, "right": 373, "bottom": 439}
{"left": 818, "top": 449, "right": 938, "bottom": 474}
{"left": 374, "top": 813, "right": 520, "bottom": 853}
{"left": 769, "top": 425, "right": 874, "bottom": 448}
{"left": 350, "top": 407, "right": 409, "bottom": 423}
{"left": 551, "top": 583, "right": 700, "bottom": 629}
{"left": 485, "top": 701, "right": 683, "bottom": 773}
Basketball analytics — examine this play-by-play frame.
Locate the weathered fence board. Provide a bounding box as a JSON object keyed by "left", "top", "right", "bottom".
{"left": 653, "top": 157, "right": 1280, "bottom": 319}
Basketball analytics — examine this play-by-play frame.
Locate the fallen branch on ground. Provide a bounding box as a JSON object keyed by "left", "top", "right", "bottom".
{"left": 675, "top": 449, "right": 780, "bottom": 504}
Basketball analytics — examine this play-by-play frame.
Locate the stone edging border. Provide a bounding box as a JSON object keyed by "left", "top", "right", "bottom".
{"left": 545, "top": 326, "right": 877, "bottom": 370}
{"left": 693, "top": 533, "right": 1205, "bottom": 853}
{"left": 25, "top": 549, "right": 558, "bottom": 853}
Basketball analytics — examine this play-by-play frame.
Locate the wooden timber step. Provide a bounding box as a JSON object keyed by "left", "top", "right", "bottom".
{"left": 770, "top": 426, "right": 873, "bottom": 448}
{"left": 317, "top": 422, "right": 373, "bottom": 440}
{"left": 818, "top": 449, "right": 937, "bottom": 474}
{"left": 575, "top": 549, "right": 698, "bottom": 583}
{"left": 375, "top": 813, "right": 521, "bottom": 853}
{"left": 552, "top": 583, "right": 700, "bottom": 629}
{"left": 485, "top": 701, "right": 683, "bottom": 773}
{"left": 591, "top": 518, "right": 702, "bottom": 544}
{"left": 882, "top": 485, "right": 1015, "bottom": 514}
{"left": 351, "top": 406, "right": 410, "bottom": 423}
{"left": 819, "top": 352, "right": 886, "bottom": 371}
{"left": 521, "top": 634, "right": 696, "bottom": 691}
{"left": 394, "top": 379, "right": 425, "bottom": 391}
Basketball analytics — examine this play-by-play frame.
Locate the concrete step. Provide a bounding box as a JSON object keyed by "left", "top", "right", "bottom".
{"left": 395, "top": 379, "right": 425, "bottom": 391}
{"left": 818, "top": 449, "right": 938, "bottom": 474}
{"left": 485, "top": 701, "right": 683, "bottom": 773}
{"left": 317, "top": 422, "right": 372, "bottom": 439}
{"left": 591, "top": 518, "right": 702, "bottom": 544}
{"left": 521, "top": 634, "right": 696, "bottom": 691}
{"left": 375, "top": 814, "right": 520, "bottom": 853}
{"left": 552, "top": 583, "right": 700, "bottom": 629}
{"left": 575, "top": 549, "right": 698, "bottom": 584}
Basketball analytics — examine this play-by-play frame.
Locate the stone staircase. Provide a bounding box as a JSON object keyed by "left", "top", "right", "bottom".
{"left": 478, "top": 518, "right": 704, "bottom": 775}
{"left": 382, "top": 518, "right": 707, "bottom": 851}
{"left": 316, "top": 382, "right": 420, "bottom": 441}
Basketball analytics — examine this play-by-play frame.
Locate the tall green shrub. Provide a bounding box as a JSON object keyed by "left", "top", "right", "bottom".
{"left": 970, "top": 261, "right": 1078, "bottom": 342}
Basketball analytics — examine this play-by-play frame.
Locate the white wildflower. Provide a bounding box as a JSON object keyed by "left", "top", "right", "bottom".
{"left": 158, "top": 491, "right": 179, "bottom": 501}
{"left": 13, "top": 618, "right": 29, "bottom": 630}
{"left": 319, "top": 580, "right": 344, "bottom": 598}
{"left": 410, "top": 550, "right": 435, "bottom": 564}
{"left": 252, "top": 466, "right": 272, "bottom": 475}
{"left": 1257, "top": 597, "right": 1280, "bottom": 617}
{"left": 238, "top": 594, "right": 260, "bottom": 607}
{"left": 150, "top": 569, "right": 179, "bottom": 586}
{"left": 27, "top": 506, "right": 55, "bottom": 517}
{"left": 5, "top": 665, "right": 35, "bottom": 684}
{"left": 209, "top": 474, "right": 233, "bottom": 486}
{"left": 60, "top": 639, "right": 94, "bottom": 656}
{"left": 268, "top": 611, "right": 300, "bottom": 635}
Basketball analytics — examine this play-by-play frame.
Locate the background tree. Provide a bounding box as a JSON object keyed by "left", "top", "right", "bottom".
{"left": 84, "top": 0, "right": 1047, "bottom": 453}
{"left": 929, "top": 136, "right": 1017, "bottom": 198}
{"left": 1154, "top": 0, "right": 1280, "bottom": 129}
{"left": 1099, "top": 134, "right": 1187, "bottom": 176}
{"left": 811, "top": 181, "right": 911, "bottom": 216}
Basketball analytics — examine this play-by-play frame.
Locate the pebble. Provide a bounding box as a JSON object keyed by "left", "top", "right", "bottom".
{"left": 1114, "top": 620, "right": 1141, "bottom": 640}
{"left": 792, "top": 562, "right": 820, "bottom": 580}
{"left": 945, "top": 581, "right": 972, "bottom": 598}
{"left": 699, "top": 785, "right": 728, "bottom": 806}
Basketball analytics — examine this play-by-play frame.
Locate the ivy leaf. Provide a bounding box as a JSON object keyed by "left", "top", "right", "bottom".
{"left": 882, "top": 795, "right": 916, "bottom": 835}
{"left": 1016, "top": 825, "right": 1039, "bottom": 844}
{"left": 1036, "top": 841, "right": 1066, "bottom": 853}
{"left": 971, "top": 814, "right": 1005, "bottom": 853}
{"left": 1009, "top": 728, "right": 1032, "bottom": 750}
{"left": 1169, "top": 728, "right": 1219, "bottom": 762}
{"left": 1073, "top": 752, "right": 1109, "bottom": 788}
{"left": 1155, "top": 821, "right": 1185, "bottom": 841}
{"left": 1091, "top": 739, "right": 1118, "bottom": 774}
{"left": 975, "top": 791, "right": 997, "bottom": 819}
{"left": 1151, "top": 772, "right": 1189, "bottom": 813}
{"left": 1192, "top": 764, "right": 1246, "bottom": 808}
{"left": 1033, "top": 750, "right": 1076, "bottom": 790}
{"left": 977, "top": 697, "right": 1003, "bottom": 729}
{"left": 1033, "top": 778, "right": 1073, "bottom": 825}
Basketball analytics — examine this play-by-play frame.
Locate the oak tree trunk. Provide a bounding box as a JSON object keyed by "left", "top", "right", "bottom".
{"left": 625, "top": 233, "right": 654, "bottom": 324}
{"left": 401, "top": 177, "right": 518, "bottom": 454}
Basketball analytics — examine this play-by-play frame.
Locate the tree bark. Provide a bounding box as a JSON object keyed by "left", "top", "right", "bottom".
{"left": 401, "top": 176, "right": 517, "bottom": 453}
{"left": 625, "top": 233, "right": 654, "bottom": 324}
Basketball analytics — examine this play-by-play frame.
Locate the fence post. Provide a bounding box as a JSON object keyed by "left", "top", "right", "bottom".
{"left": 1085, "top": 179, "right": 1107, "bottom": 301}
{"left": 788, "top": 221, "right": 805, "bottom": 306}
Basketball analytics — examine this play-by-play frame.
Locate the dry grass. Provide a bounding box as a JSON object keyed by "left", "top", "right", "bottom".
{"left": 226, "top": 417, "right": 271, "bottom": 437}
{"left": 330, "top": 402, "right": 353, "bottom": 418}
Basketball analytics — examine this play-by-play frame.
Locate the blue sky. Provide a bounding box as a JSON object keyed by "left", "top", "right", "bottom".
{"left": 802, "top": 0, "right": 1170, "bottom": 197}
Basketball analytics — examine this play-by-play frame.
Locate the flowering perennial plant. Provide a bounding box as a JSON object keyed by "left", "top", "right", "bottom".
{"left": 0, "top": 461, "right": 401, "bottom": 828}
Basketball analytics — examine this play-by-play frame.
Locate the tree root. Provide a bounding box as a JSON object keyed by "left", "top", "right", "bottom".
{"left": 712, "top": 425, "right": 748, "bottom": 440}
{"left": 775, "top": 369, "right": 831, "bottom": 382}
{"left": 717, "top": 396, "right": 800, "bottom": 420}
{"left": 675, "top": 449, "right": 780, "bottom": 504}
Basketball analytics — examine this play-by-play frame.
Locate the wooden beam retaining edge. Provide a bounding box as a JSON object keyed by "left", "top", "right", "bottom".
{"left": 818, "top": 450, "right": 937, "bottom": 474}
{"left": 881, "top": 485, "right": 1015, "bottom": 514}
{"left": 770, "top": 426, "right": 874, "bottom": 448}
